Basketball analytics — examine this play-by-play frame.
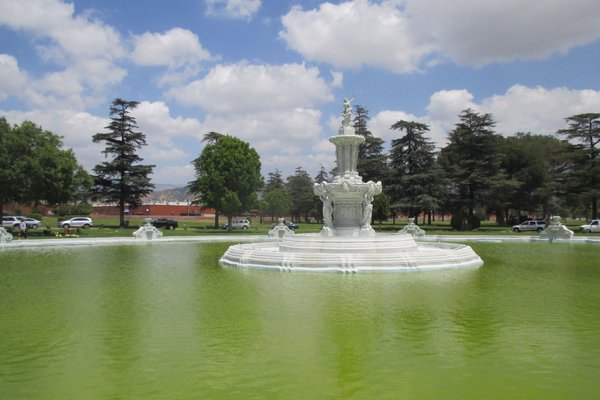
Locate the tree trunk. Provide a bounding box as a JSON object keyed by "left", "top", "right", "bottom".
{"left": 214, "top": 209, "right": 219, "bottom": 228}
{"left": 592, "top": 197, "right": 598, "bottom": 220}
{"left": 119, "top": 200, "right": 126, "bottom": 227}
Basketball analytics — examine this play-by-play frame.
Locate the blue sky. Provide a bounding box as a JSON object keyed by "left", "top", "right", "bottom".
{"left": 1, "top": 0, "right": 600, "bottom": 186}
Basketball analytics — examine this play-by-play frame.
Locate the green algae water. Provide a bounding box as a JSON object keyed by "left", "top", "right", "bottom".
{"left": 1, "top": 241, "right": 599, "bottom": 399}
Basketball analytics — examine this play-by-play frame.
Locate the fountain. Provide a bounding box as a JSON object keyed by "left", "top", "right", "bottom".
{"left": 539, "top": 216, "right": 574, "bottom": 242}
{"left": 0, "top": 227, "right": 13, "bottom": 243}
{"left": 220, "top": 99, "right": 483, "bottom": 272}
{"left": 132, "top": 218, "right": 163, "bottom": 240}
{"left": 399, "top": 217, "right": 426, "bottom": 238}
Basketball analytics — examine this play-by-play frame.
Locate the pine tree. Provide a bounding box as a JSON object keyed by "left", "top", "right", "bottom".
{"left": 92, "top": 98, "right": 155, "bottom": 227}
{"left": 353, "top": 105, "right": 387, "bottom": 183}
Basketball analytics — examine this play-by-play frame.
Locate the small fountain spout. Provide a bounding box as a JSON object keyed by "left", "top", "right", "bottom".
{"left": 539, "top": 216, "right": 573, "bottom": 242}
{"left": 0, "top": 227, "right": 13, "bottom": 244}
{"left": 132, "top": 218, "right": 163, "bottom": 240}
{"left": 399, "top": 218, "right": 426, "bottom": 238}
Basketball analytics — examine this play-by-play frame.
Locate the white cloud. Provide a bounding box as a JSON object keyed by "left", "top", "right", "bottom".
{"left": 480, "top": 85, "right": 600, "bottom": 136}
{"left": 0, "top": 54, "right": 29, "bottom": 101}
{"left": 132, "top": 28, "right": 213, "bottom": 67}
{"left": 0, "top": 0, "right": 126, "bottom": 109}
{"left": 407, "top": 0, "right": 600, "bottom": 66}
{"left": 372, "top": 85, "right": 600, "bottom": 150}
{"left": 205, "top": 0, "right": 261, "bottom": 20}
{"left": 169, "top": 61, "right": 334, "bottom": 113}
{"left": 280, "top": 0, "right": 431, "bottom": 73}
{"left": 279, "top": 0, "right": 600, "bottom": 72}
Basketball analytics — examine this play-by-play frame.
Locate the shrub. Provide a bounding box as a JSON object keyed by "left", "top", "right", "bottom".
{"left": 451, "top": 211, "right": 481, "bottom": 231}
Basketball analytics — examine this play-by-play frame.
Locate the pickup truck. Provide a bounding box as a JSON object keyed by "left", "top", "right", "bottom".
{"left": 151, "top": 218, "right": 178, "bottom": 230}
{"left": 580, "top": 219, "right": 600, "bottom": 233}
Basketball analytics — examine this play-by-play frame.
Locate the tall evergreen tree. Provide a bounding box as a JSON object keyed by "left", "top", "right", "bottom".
{"left": 92, "top": 98, "right": 155, "bottom": 227}
{"left": 557, "top": 113, "right": 600, "bottom": 219}
{"left": 286, "top": 167, "right": 314, "bottom": 222}
{"left": 438, "top": 109, "right": 506, "bottom": 221}
{"left": 264, "top": 169, "right": 286, "bottom": 192}
{"left": 353, "top": 105, "right": 387, "bottom": 183}
{"left": 387, "top": 120, "right": 445, "bottom": 222}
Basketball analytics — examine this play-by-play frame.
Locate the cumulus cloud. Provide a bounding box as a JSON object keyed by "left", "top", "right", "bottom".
{"left": 131, "top": 28, "right": 217, "bottom": 85}
{"left": 371, "top": 85, "right": 600, "bottom": 151}
{"left": 0, "top": 0, "right": 127, "bottom": 109}
{"left": 0, "top": 54, "right": 29, "bottom": 101}
{"left": 205, "top": 0, "right": 261, "bottom": 20}
{"left": 280, "top": 0, "right": 431, "bottom": 73}
{"left": 168, "top": 61, "right": 334, "bottom": 113}
{"left": 279, "top": 0, "right": 600, "bottom": 72}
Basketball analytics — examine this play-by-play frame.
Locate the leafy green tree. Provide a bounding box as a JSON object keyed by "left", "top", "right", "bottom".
{"left": 92, "top": 98, "right": 155, "bottom": 227}
{"left": 353, "top": 105, "right": 387, "bottom": 183}
{"left": 557, "top": 113, "right": 600, "bottom": 219}
{"left": 0, "top": 118, "right": 84, "bottom": 216}
{"left": 314, "top": 165, "right": 330, "bottom": 184}
{"left": 189, "top": 134, "right": 263, "bottom": 231}
{"left": 286, "top": 167, "right": 314, "bottom": 222}
{"left": 264, "top": 188, "right": 293, "bottom": 220}
{"left": 387, "top": 120, "right": 445, "bottom": 222}
{"left": 372, "top": 192, "right": 391, "bottom": 225}
{"left": 438, "top": 109, "right": 506, "bottom": 223}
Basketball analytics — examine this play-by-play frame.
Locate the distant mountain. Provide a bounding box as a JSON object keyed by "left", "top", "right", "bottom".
{"left": 144, "top": 186, "right": 194, "bottom": 203}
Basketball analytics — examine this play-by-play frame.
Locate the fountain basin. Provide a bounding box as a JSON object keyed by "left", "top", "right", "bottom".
{"left": 220, "top": 233, "right": 483, "bottom": 272}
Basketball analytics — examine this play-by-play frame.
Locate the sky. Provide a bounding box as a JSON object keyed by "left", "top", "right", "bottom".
{"left": 1, "top": 0, "right": 600, "bottom": 186}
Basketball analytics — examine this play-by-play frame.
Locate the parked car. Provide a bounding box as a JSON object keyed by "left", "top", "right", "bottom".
{"left": 151, "top": 218, "right": 178, "bottom": 230}
{"left": 23, "top": 217, "right": 42, "bottom": 229}
{"left": 1, "top": 216, "right": 42, "bottom": 229}
{"left": 580, "top": 219, "right": 600, "bottom": 233}
{"left": 222, "top": 219, "right": 251, "bottom": 230}
{"left": 512, "top": 220, "right": 547, "bottom": 232}
{"left": 58, "top": 217, "right": 93, "bottom": 229}
{"left": 271, "top": 220, "right": 299, "bottom": 230}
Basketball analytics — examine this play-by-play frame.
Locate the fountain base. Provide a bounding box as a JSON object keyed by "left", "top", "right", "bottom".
{"left": 220, "top": 233, "right": 483, "bottom": 272}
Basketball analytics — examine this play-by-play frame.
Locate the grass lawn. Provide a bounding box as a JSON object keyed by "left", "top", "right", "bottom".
{"left": 7, "top": 216, "right": 594, "bottom": 240}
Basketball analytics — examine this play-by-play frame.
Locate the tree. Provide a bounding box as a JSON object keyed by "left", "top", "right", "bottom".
{"left": 264, "top": 188, "right": 293, "bottom": 220}
{"left": 438, "top": 109, "right": 506, "bottom": 223}
{"left": 92, "top": 98, "right": 155, "bottom": 227}
{"left": 264, "top": 169, "right": 286, "bottom": 192}
{"left": 557, "top": 113, "right": 600, "bottom": 219}
{"left": 387, "top": 120, "right": 445, "bottom": 222}
{"left": 501, "top": 133, "right": 569, "bottom": 222}
{"left": 189, "top": 135, "right": 263, "bottom": 231}
{"left": 353, "top": 105, "right": 387, "bottom": 183}
{"left": 1, "top": 118, "right": 84, "bottom": 217}
{"left": 372, "top": 192, "right": 391, "bottom": 225}
{"left": 286, "top": 167, "right": 314, "bottom": 222}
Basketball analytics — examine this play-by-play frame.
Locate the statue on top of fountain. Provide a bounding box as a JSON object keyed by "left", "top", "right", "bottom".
{"left": 339, "top": 97, "right": 355, "bottom": 135}
{"left": 315, "top": 98, "right": 382, "bottom": 237}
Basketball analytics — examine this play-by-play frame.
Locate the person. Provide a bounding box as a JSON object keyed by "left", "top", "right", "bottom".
{"left": 18, "top": 217, "right": 27, "bottom": 239}
{"left": 341, "top": 97, "right": 353, "bottom": 129}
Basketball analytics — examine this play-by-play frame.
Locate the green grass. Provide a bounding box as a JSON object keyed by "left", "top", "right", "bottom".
{"left": 8, "top": 216, "right": 595, "bottom": 240}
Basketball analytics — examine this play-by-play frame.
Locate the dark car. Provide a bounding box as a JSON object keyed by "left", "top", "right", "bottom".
{"left": 286, "top": 222, "right": 299, "bottom": 230}
{"left": 151, "top": 218, "right": 178, "bottom": 230}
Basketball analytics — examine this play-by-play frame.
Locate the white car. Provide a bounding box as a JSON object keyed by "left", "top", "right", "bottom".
{"left": 512, "top": 220, "right": 547, "bottom": 232}
{"left": 580, "top": 219, "right": 600, "bottom": 233}
{"left": 222, "top": 219, "right": 251, "bottom": 230}
{"left": 1, "top": 216, "right": 42, "bottom": 229}
{"left": 58, "top": 217, "right": 93, "bottom": 229}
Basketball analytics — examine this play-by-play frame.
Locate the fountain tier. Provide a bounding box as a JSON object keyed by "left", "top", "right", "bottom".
{"left": 221, "top": 234, "right": 483, "bottom": 272}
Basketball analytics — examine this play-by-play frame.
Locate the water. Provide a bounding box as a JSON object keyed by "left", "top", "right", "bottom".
{"left": 1, "top": 242, "right": 599, "bottom": 399}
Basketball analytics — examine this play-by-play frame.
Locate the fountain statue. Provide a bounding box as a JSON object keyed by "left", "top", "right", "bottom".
{"left": 268, "top": 218, "right": 295, "bottom": 240}
{"left": 132, "top": 218, "right": 163, "bottom": 240}
{"left": 220, "top": 99, "right": 483, "bottom": 272}
{"left": 539, "top": 216, "right": 573, "bottom": 242}
{"left": 399, "top": 218, "right": 426, "bottom": 238}
{"left": 0, "top": 227, "right": 13, "bottom": 244}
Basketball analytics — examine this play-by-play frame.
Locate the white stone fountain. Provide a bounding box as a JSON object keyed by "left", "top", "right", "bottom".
{"left": 220, "top": 99, "right": 483, "bottom": 272}
{"left": 132, "top": 218, "right": 163, "bottom": 240}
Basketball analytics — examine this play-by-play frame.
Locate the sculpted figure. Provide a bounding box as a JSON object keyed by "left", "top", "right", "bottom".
{"left": 341, "top": 97, "right": 353, "bottom": 129}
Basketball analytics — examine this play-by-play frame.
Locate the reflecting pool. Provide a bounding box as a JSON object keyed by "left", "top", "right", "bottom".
{"left": 1, "top": 242, "right": 599, "bottom": 399}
